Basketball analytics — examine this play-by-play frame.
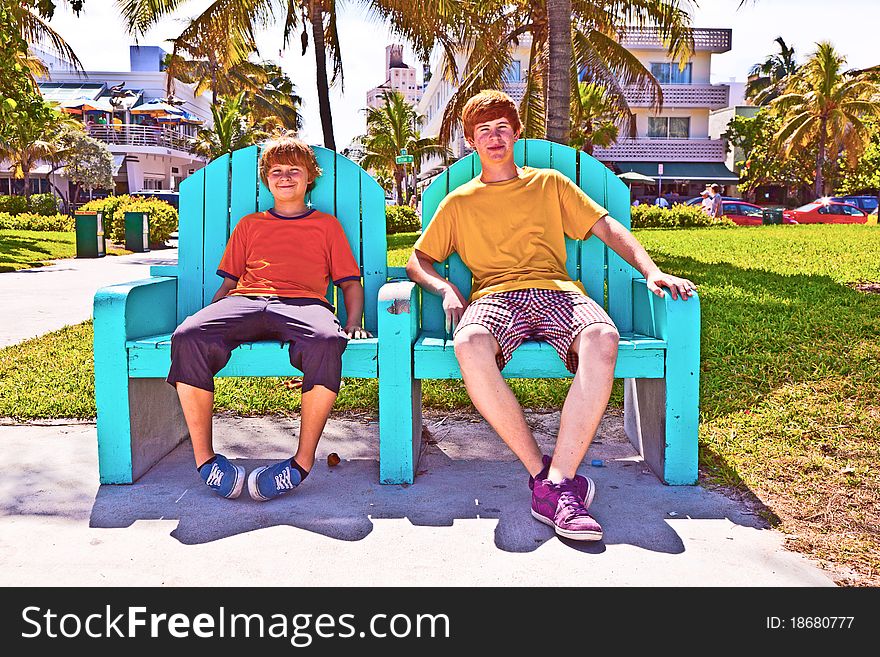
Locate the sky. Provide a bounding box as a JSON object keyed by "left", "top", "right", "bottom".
{"left": 44, "top": 0, "right": 880, "bottom": 148}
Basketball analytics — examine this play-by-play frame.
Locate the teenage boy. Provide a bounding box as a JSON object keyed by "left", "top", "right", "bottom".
{"left": 167, "top": 134, "right": 371, "bottom": 501}
{"left": 405, "top": 91, "right": 697, "bottom": 541}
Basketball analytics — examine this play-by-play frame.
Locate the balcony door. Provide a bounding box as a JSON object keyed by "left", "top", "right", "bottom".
{"left": 647, "top": 117, "right": 690, "bottom": 139}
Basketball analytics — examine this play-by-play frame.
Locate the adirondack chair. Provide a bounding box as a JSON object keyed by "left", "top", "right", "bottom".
{"left": 93, "top": 145, "right": 386, "bottom": 484}
{"left": 377, "top": 139, "right": 701, "bottom": 486}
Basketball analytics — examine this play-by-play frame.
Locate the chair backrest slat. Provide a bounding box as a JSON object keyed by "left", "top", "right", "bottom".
{"left": 419, "top": 139, "right": 635, "bottom": 335}
{"left": 176, "top": 145, "right": 386, "bottom": 333}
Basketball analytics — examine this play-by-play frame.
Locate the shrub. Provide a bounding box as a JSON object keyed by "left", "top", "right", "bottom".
{"left": 630, "top": 204, "right": 736, "bottom": 229}
{"left": 0, "top": 195, "right": 28, "bottom": 215}
{"left": 79, "top": 195, "right": 178, "bottom": 245}
{"left": 386, "top": 205, "right": 421, "bottom": 234}
{"left": 27, "top": 193, "right": 60, "bottom": 216}
{"left": 0, "top": 212, "right": 74, "bottom": 231}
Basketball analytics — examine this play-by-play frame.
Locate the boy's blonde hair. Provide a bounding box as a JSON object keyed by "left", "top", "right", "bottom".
{"left": 461, "top": 90, "right": 522, "bottom": 141}
{"left": 259, "top": 133, "right": 322, "bottom": 191}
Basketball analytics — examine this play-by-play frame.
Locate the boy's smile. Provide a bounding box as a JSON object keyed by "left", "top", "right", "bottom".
{"left": 267, "top": 165, "right": 312, "bottom": 202}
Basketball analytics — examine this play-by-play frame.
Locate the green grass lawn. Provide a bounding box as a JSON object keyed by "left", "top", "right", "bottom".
{"left": 1, "top": 224, "right": 878, "bottom": 583}
{"left": 0, "top": 230, "right": 76, "bottom": 272}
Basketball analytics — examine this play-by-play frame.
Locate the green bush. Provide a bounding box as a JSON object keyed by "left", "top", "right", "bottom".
{"left": 386, "top": 204, "right": 421, "bottom": 234}
{"left": 0, "top": 212, "right": 74, "bottom": 231}
{"left": 79, "top": 195, "right": 178, "bottom": 245}
{"left": 0, "top": 195, "right": 28, "bottom": 215}
{"left": 630, "top": 203, "right": 736, "bottom": 229}
{"left": 27, "top": 193, "right": 60, "bottom": 216}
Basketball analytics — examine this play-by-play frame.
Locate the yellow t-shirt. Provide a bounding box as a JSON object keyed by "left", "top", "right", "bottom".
{"left": 413, "top": 166, "right": 608, "bottom": 301}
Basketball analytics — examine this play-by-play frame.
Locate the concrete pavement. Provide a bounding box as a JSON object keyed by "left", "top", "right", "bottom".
{"left": 0, "top": 246, "right": 844, "bottom": 586}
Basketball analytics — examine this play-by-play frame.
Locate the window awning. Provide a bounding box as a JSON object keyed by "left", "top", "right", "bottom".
{"left": 614, "top": 161, "right": 739, "bottom": 182}
{"left": 111, "top": 155, "right": 126, "bottom": 176}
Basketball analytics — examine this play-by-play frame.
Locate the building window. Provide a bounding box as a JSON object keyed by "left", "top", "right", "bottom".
{"left": 142, "top": 178, "right": 164, "bottom": 190}
{"left": 647, "top": 117, "right": 690, "bottom": 138}
{"left": 650, "top": 62, "right": 692, "bottom": 84}
{"left": 503, "top": 61, "right": 522, "bottom": 82}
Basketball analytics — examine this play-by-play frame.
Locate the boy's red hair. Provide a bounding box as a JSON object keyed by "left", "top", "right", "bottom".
{"left": 259, "top": 133, "right": 322, "bottom": 191}
{"left": 461, "top": 90, "right": 522, "bottom": 141}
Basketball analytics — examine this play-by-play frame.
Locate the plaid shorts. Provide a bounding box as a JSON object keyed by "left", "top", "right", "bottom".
{"left": 453, "top": 288, "right": 616, "bottom": 373}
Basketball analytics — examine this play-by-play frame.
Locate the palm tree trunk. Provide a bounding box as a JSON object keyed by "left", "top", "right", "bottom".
{"left": 394, "top": 167, "right": 404, "bottom": 206}
{"left": 310, "top": 3, "right": 336, "bottom": 150}
{"left": 546, "top": 0, "right": 572, "bottom": 144}
{"left": 815, "top": 116, "right": 827, "bottom": 197}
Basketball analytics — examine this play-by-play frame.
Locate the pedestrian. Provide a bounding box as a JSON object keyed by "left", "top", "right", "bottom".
{"left": 699, "top": 189, "right": 712, "bottom": 216}
{"left": 654, "top": 195, "right": 669, "bottom": 208}
{"left": 404, "top": 90, "right": 697, "bottom": 542}
{"left": 166, "top": 133, "right": 371, "bottom": 501}
{"left": 707, "top": 183, "right": 723, "bottom": 218}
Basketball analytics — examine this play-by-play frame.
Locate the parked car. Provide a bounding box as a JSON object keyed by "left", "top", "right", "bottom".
{"left": 719, "top": 200, "right": 765, "bottom": 226}
{"left": 830, "top": 195, "right": 879, "bottom": 214}
{"left": 683, "top": 195, "right": 743, "bottom": 206}
{"left": 782, "top": 200, "right": 868, "bottom": 224}
{"left": 130, "top": 190, "right": 179, "bottom": 209}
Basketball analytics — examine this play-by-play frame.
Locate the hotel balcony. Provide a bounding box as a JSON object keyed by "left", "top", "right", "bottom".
{"left": 624, "top": 83, "right": 729, "bottom": 109}
{"left": 592, "top": 138, "right": 727, "bottom": 162}
{"left": 86, "top": 124, "right": 198, "bottom": 155}
{"left": 618, "top": 27, "right": 732, "bottom": 53}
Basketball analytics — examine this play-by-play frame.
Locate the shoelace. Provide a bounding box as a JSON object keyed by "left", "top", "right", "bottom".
{"left": 557, "top": 490, "right": 590, "bottom": 522}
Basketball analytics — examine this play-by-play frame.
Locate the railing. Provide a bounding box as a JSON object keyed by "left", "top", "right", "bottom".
{"left": 623, "top": 83, "right": 729, "bottom": 109}
{"left": 618, "top": 27, "right": 732, "bottom": 52}
{"left": 503, "top": 81, "right": 527, "bottom": 104}
{"left": 86, "top": 124, "right": 197, "bottom": 153}
{"left": 592, "top": 138, "right": 727, "bottom": 162}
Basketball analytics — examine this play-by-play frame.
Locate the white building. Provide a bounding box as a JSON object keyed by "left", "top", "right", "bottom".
{"left": 366, "top": 45, "right": 422, "bottom": 109}
{"left": 0, "top": 46, "right": 211, "bottom": 204}
{"left": 416, "top": 27, "right": 739, "bottom": 198}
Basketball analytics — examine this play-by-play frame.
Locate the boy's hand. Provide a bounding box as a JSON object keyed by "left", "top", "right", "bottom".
{"left": 345, "top": 325, "right": 373, "bottom": 339}
{"left": 646, "top": 270, "right": 697, "bottom": 301}
{"left": 441, "top": 285, "right": 467, "bottom": 333}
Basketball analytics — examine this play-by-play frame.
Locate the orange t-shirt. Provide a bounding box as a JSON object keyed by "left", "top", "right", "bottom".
{"left": 217, "top": 209, "right": 360, "bottom": 301}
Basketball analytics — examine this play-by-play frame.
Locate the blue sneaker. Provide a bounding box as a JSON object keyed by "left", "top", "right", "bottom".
{"left": 199, "top": 454, "right": 245, "bottom": 499}
{"left": 248, "top": 458, "right": 304, "bottom": 501}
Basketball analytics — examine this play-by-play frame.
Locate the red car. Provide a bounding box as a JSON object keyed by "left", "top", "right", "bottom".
{"left": 782, "top": 200, "right": 868, "bottom": 224}
{"left": 721, "top": 200, "right": 766, "bottom": 226}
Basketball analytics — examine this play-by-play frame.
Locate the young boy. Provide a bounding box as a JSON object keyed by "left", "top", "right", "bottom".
{"left": 167, "top": 134, "right": 371, "bottom": 501}
{"left": 405, "top": 91, "right": 697, "bottom": 541}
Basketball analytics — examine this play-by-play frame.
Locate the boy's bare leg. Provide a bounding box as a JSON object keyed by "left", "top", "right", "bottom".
{"left": 176, "top": 382, "right": 215, "bottom": 468}
{"left": 549, "top": 324, "right": 618, "bottom": 483}
{"left": 454, "top": 326, "right": 544, "bottom": 477}
{"left": 294, "top": 384, "right": 338, "bottom": 471}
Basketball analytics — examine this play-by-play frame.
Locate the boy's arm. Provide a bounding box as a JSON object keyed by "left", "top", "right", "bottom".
{"left": 589, "top": 215, "right": 697, "bottom": 301}
{"left": 405, "top": 249, "right": 468, "bottom": 331}
{"left": 211, "top": 277, "right": 237, "bottom": 303}
{"left": 338, "top": 280, "right": 372, "bottom": 339}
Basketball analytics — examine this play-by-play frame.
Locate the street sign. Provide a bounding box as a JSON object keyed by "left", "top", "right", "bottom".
{"left": 658, "top": 163, "right": 664, "bottom": 175}
{"left": 396, "top": 155, "right": 414, "bottom": 164}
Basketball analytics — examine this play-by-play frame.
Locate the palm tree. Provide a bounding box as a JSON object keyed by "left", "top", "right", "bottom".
{"left": 772, "top": 42, "right": 880, "bottom": 197}
{"left": 437, "top": 0, "right": 694, "bottom": 145}
{"left": 192, "top": 92, "right": 269, "bottom": 160}
{"left": 116, "top": 0, "right": 464, "bottom": 151}
{"left": 9, "top": 0, "right": 84, "bottom": 81}
{"left": 746, "top": 36, "right": 798, "bottom": 105}
{"left": 570, "top": 82, "right": 621, "bottom": 155}
{"left": 358, "top": 91, "right": 450, "bottom": 205}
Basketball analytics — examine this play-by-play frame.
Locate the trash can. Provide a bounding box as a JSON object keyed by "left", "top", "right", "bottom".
{"left": 124, "top": 211, "right": 150, "bottom": 252}
{"left": 74, "top": 211, "right": 106, "bottom": 258}
{"left": 762, "top": 207, "right": 784, "bottom": 225}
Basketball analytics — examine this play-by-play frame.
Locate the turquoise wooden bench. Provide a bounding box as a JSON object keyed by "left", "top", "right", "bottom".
{"left": 93, "top": 145, "right": 387, "bottom": 484}
{"left": 377, "top": 139, "right": 701, "bottom": 485}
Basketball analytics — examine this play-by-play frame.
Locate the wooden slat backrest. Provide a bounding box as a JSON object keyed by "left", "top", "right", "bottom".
{"left": 176, "top": 145, "right": 386, "bottom": 333}
{"left": 418, "top": 138, "right": 634, "bottom": 336}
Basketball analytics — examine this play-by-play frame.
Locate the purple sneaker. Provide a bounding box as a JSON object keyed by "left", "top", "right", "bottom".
{"left": 531, "top": 477, "right": 603, "bottom": 541}
{"left": 528, "top": 455, "right": 594, "bottom": 506}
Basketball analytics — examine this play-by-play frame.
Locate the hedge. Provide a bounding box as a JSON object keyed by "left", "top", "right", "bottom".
{"left": 630, "top": 204, "right": 736, "bottom": 229}
{"left": 386, "top": 205, "right": 421, "bottom": 234}
{"left": 78, "top": 195, "right": 178, "bottom": 245}
{"left": 0, "top": 212, "right": 74, "bottom": 231}
{"left": 0, "top": 194, "right": 59, "bottom": 216}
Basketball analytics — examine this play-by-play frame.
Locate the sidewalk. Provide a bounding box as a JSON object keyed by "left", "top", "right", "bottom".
{"left": 0, "top": 246, "right": 177, "bottom": 347}
{"left": 0, "top": 246, "right": 842, "bottom": 586}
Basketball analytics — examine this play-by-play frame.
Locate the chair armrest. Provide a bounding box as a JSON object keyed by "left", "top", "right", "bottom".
{"left": 94, "top": 277, "right": 178, "bottom": 343}
{"left": 377, "top": 280, "right": 419, "bottom": 342}
{"left": 631, "top": 278, "right": 700, "bottom": 341}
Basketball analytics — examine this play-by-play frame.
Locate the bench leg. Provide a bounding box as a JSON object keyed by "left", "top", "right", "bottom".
{"left": 624, "top": 375, "right": 698, "bottom": 485}
{"left": 378, "top": 374, "right": 422, "bottom": 485}
{"left": 96, "top": 377, "right": 189, "bottom": 484}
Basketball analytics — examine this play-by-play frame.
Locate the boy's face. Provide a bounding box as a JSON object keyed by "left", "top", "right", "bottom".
{"left": 266, "top": 161, "right": 312, "bottom": 203}
{"left": 466, "top": 117, "right": 519, "bottom": 165}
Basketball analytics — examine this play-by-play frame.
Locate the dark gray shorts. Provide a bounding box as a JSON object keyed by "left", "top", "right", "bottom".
{"left": 167, "top": 295, "right": 349, "bottom": 394}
